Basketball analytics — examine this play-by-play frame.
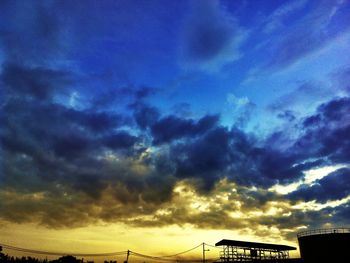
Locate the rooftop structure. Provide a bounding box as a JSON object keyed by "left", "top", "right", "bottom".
{"left": 215, "top": 239, "right": 296, "bottom": 262}
{"left": 297, "top": 227, "right": 350, "bottom": 238}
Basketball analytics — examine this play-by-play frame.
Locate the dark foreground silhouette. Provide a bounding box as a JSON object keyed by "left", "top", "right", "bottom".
{"left": 0, "top": 248, "right": 116, "bottom": 263}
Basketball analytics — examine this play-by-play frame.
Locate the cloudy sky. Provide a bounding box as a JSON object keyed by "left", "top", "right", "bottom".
{"left": 1, "top": 0, "right": 350, "bottom": 259}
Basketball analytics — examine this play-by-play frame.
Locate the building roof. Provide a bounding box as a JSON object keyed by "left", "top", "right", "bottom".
{"left": 215, "top": 239, "right": 296, "bottom": 251}
{"left": 297, "top": 227, "right": 350, "bottom": 238}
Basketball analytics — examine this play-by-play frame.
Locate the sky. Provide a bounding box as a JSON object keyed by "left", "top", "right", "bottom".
{"left": 0, "top": 0, "right": 350, "bottom": 260}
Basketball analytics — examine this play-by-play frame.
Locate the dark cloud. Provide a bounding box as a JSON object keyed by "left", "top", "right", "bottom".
{"left": 168, "top": 121, "right": 329, "bottom": 191}
{"left": 258, "top": 208, "right": 336, "bottom": 240}
{"left": 103, "top": 132, "right": 138, "bottom": 150}
{"left": 92, "top": 86, "right": 159, "bottom": 109}
{"left": 165, "top": 104, "right": 345, "bottom": 192}
{"left": 288, "top": 168, "right": 350, "bottom": 203}
{"left": 181, "top": 0, "right": 239, "bottom": 64}
{"left": 317, "top": 97, "right": 350, "bottom": 123}
{"left": 302, "top": 114, "right": 321, "bottom": 127}
{"left": 1, "top": 63, "right": 72, "bottom": 100}
{"left": 328, "top": 125, "right": 350, "bottom": 163}
{"left": 128, "top": 205, "right": 247, "bottom": 230}
{"left": 231, "top": 149, "right": 322, "bottom": 187}
{"left": 134, "top": 86, "right": 158, "bottom": 100}
{"left": 65, "top": 109, "right": 126, "bottom": 134}
{"left": 169, "top": 96, "right": 349, "bottom": 192}
{"left": 0, "top": 0, "right": 64, "bottom": 64}
{"left": 1, "top": 56, "right": 349, "bottom": 233}
{"left": 133, "top": 104, "right": 160, "bottom": 129}
{"left": 333, "top": 201, "right": 350, "bottom": 225}
{"left": 0, "top": 64, "right": 143, "bottom": 203}
{"left": 52, "top": 132, "right": 91, "bottom": 159}
{"left": 0, "top": 67, "right": 158, "bottom": 212}
{"left": 294, "top": 97, "right": 350, "bottom": 163}
{"left": 151, "top": 114, "right": 219, "bottom": 144}
{"left": 172, "top": 127, "right": 231, "bottom": 191}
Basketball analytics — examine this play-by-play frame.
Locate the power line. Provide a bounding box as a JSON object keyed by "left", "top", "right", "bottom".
{"left": 0, "top": 242, "right": 216, "bottom": 262}
{"left": 143, "top": 243, "right": 203, "bottom": 258}
{"left": 0, "top": 243, "right": 127, "bottom": 257}
{"left": 129, "top": 243, "right": 203, "bottom": 261}
{"left": 129, "top": 252, "right": 177, "bottom": 262}
{"left": 129, "top": 253, "right": 219, "bottom": 263}
{"left": 203, "top": 243, "right": 221, "bottom": 249}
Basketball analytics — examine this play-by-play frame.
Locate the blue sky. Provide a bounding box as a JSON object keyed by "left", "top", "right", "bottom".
{"left": 1, "top": 0, "right": 350, "bottom": 254}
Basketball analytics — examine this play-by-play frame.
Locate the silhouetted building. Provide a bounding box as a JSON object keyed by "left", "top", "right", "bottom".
{"left": 215, "top": 239, "right": 296, "bottom": 261}
{"left": 297, "top": 227, "right": 350, "bottom": 263}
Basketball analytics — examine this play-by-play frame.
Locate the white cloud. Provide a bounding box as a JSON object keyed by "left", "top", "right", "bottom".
{"left": 227, "top": 93, "right": 250, "bottom": 108}
{"left": 303, "top": 164, "right": 348, "bottom": 185}
{"left": 292, "top": 195, "right": 350, "bottom": 211}
{"left": 269, "top": 164, "right": 349, "bottom": 195}
{"left": 69, "top": 91, "right": 79, "bottom": 108}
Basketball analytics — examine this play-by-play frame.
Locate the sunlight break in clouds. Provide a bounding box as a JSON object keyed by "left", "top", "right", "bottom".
{"left": 270, "top": 164, "right": 348, "bottom": 195}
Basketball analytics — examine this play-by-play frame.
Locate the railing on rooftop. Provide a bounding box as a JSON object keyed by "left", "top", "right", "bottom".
{"left": 297, "top": 228, "right": 350, "bottom": 238}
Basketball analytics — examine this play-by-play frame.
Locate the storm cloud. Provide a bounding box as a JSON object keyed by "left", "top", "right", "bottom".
{"left": 0, "top": 0, "right": 349, "bottom": 240}
{"left": 2, "top": 77, "right": 350, "bottom": 231}
{"left": 151, "top": 114, "right": 219, "bottom": 144}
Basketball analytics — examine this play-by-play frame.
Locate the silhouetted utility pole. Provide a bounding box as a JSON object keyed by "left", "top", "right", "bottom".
{"left": 202, "top": 243, "right": 209, "bottom": 263}
{"left": 124, "top": 250, "right": 130, "bottom": 263}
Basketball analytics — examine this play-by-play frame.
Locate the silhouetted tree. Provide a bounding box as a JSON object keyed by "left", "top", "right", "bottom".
{"left": 50, "top": 255, "right": 83, "bottom": 263}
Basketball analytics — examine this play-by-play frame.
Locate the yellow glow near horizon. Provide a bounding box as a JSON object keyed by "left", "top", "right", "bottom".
{"left": 0, "top": 221, "right": 300, "bottom": 261}
{"left": 0, "top": 179, "right": 302, "bottom": 261}
{"left": 5, "top": 177, "right": 342, "bottom": 262}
